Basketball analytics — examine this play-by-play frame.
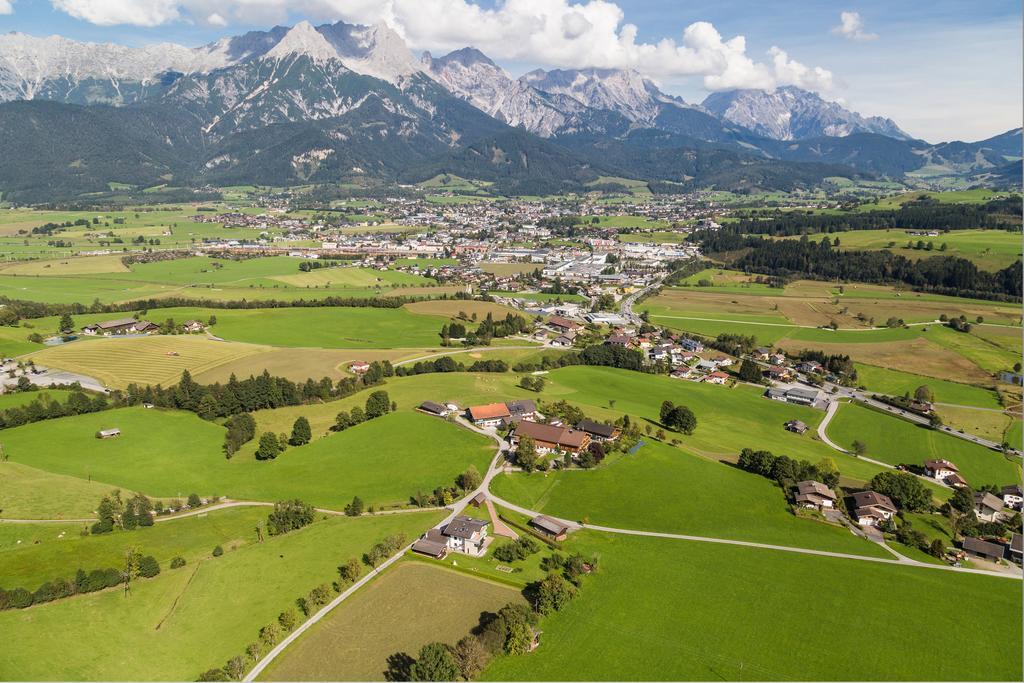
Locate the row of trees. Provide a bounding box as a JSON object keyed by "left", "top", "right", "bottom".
{"left": 266, "top": 500, "right": 316, "bottom": 536}
{"left": 0, "top": 550, "right": 160, "bottom": 612}
{"left": 331, "top": 390, "right": 394, "bottom": 435}
{"left": 196, "top": 532, "right": 407, "bottom": 682}
{"left": 737, "top": 448, "right": 841, "bottom": 488}
{"left": 0, "top": 389, "right": 111, "bottom": 430}
{"left": 395, "top": 357, "right": 509, "bottom": 376}
{"left": 699, "top": 232, "right": 1022, "bottom": 301}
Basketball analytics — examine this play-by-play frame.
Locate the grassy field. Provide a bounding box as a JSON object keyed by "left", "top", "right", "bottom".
{"left": 0, "top": 506, "right": 271, "bottom": 588}
{"left": 0, "top": 511, "right": 444, "bottom": 681}
{"left": 827, "top": 402, "right": 1021, "bottom": 486}
{"left": 261, "top": 561, "right": 524, "bottom": 681}
{"left": 0, "top": 408, "right": 494, "bottom": 510}
{"left": 491, "top": 440, "right": 889, "bottom": 557}
{"left": 853, "top": 363, "right": 1001, "bottom": 408}
{"left": 0, "top": 461, "right": 127, "bottom": 519}
{"left": 483, "top": 531, "right": 1022, "bottom": 681}
{"left": 0, "top": 389, "right": 73, "bottom": 409}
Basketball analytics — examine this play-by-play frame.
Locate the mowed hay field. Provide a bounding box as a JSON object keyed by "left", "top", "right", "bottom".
{"left": 491, "top": 440, "right": 889, "bottom": 557}
{"left": 827, "top": 402, "right": 1021, "bottom": 486}
{"left": 27, "top": 336, "right": 270, "bottom": 388}
{"left": 0, "top": 512, "right": 444, "bottom": 681}
{"left": 0, "top": 254, "right": 130, "bottom": 275}
{"left": 481, "top": 531, "right": 1022, "bottom": 681}
{"left": 262, "top": 562, "right": 524, "bottom": 681}
{"left": 1, "top": 408, "right": 494, "bottom": 510}
{"left": 0, "top": 461, "right": 127, "bottom": 520}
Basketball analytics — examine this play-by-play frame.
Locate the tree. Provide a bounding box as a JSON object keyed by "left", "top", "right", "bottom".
{"left": 344, "top": 496, "right": 364, "bottom": 517}
{"left": 457, "top": 465, "right": 482, "bottom": 491}
{"left": 948, "top": 486, "right": 975, "bottom": 514}
{"left": 410, "top": 643, "right": 459, "bottom": 682}
{"left": 913, "top": 385, "right": 934, "bottom": 403}
{"left": 267, "top": 499, "right": 315, "bottom": 535}
{"left": 188, "top": 493, "right": 203, "bottom": 507}
{"left": 365, "top": 390, "right": 391, "bottom": 419}
{"left": 929, "top": 539, "right": 946, "bottom": 558}
{"left": 196, "top": 394, "right": 220, "bottom": 421}
{"left": 530, "top": 572, "right": 578, "bottom": 615}
{"left": 870, "top": 471, "right": 932, "bottom": 512}
{"left": 738, "top": 358, "right": 763, "bottom": 383}
{"left": 255, "top": 432, "right": 282, "bottom": 461}
{"left": 212, "top": 545, "right": 224, "bottom": 557}
{"left": 337, "top": 558, "right": 362, "bottom": 585}
{"left": 289, "top": 416, "right": 312, "bottom": 446}
{"left": 136, "top": 555, "right": 160, "bottom": 578}
{"left": 170, "top": 556, "right": 186, "bottom": 569}
{"left": 452, "top": 636, "right": 489, "bottom": 680}
{"left": 851, "top": 440, "right": 867, "bottom": 457}
{"left": 515, "top": 436, "right": 538, "bottom": 472}
{"left": 58, "top": 313, "right": 75, "bottom": 333}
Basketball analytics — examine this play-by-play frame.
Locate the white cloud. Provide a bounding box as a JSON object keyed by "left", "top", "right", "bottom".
{"left": 206, "top": 12, "right": 227, "bottom": 26}
{"left": 832, "top": 11, "right": 878, "bottom": 41}
{"left": 46, "top": 0, "right": 834, "bottom": 92}
{"left": 0, "top": 0, "right": 14, "bottom": 15}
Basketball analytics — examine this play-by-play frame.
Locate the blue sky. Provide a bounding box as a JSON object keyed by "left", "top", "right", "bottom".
{"left": 1, "top": 0, "right": 1020, "bottom": 142}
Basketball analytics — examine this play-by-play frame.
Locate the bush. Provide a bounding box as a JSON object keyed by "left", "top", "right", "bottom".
{"left": 493, "top": 536, "right": 540, "bottom": 563}
{"left": 136, "top": 555, "right": 161, "bottom": 578}
{"left": 267, "top": 499, "right": 315, "bottom": 535}
{"left": 212, "top": 545, "right": 224, "bottom": 557}
{"left": 170, "top": 556, "right": 186, "bottom": 569}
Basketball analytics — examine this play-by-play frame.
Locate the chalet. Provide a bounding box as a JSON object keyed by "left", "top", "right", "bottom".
{"left": 1001, "top": 485, "right": 1023, "bottom": 510}
{"left": 961, "top": 536, "right": 1005, "bottom": 563}
{"left": 851, "top": 491, "right": 897, "bottom": 526}
{"left": 794, "top": 480, "right": 836, "bottom": 509}
{"left": 419, "top": 401, "right": 449, "bottom": 417}
{"left": 530, "top": 515, "right": 571, "bottom": 541}
{"left": 133, "top": 321, "right": 159, "bottom": 333}
{"left": 575, "top": 419, "right": 620, "bottom": 442}
{"left": 768, "top": 352, "right": 787, "bottom": 365}
{"left": 703, "top": 371, "right": 729, "bottom": 385}
{"left": 506, "top": 399, "right": 538, "bottom": 421}
{"left": 670, "top": 366, "right": 695, "bottom": 380}
{"left": 923, "top": 459, "right": 959, "bottom": 481}
{"left": 468, "top": 403, "right": 511, "bottom": 427}
{"left": 97, "top": 428, "right": 121, "bottom": 439}
{"left": 511, "top": 420, "right": 590, "bottom": 455}
{"left": 785, "top": 419, "right": 808, "bottom": 435}
{"left": 696, "top": 360, "right": 719, "bottom": 372}
{"left": 411, "top": 528, "right": 449, "bottom": 559}
{"left": 442, "top": 516, "right": 489, "bottom": 556}
{"left": 796, "top": 361, "right": 824, "bottom": 375}
{"left": 606, "top": 333, "right": 634, "bottom": 348}
{"left": 909, "top": 400, "right": 934, "bottom": 415}
{"left": 945, "top": 473, "right": 969, "bottom": 488}
{"left": 753, "top": 347, "right": 771, "bottom": 361}
{"left": 182, "top": 320, "right": 206, "bottom": 333}
{"left": 548, "top": 316, "right": 581, "bottom": 334}
{"left": 767, "top": 365, "right": 792, "bottom": 381}
{"left": 470, "top": 492, "right": 487, "bottom": 507}
{"left": 679, "top": 338, "right": 703, "bottom": 353}
{"left": 348, "top": 361, "right": 371, "bottom": 374}
{"left": 973, "top": 492, "right": 1004, "bottom": 523}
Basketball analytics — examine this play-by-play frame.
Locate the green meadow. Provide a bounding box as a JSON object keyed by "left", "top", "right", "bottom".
{"left": 827, "top": 402, "right": 1021, "bottom": 486}
{"left": 482, "top": 531, "right": 1022, "bottom": 681}
{"left": 0, "top": 511, "right": 444, "bottom": 681}
{"left": 853, "top": 363, "right": 1001, "bottom": 408}
{"left": 491, "top": 440, "right": 889, "bottom": 557}
{"left": 0, "top": 408, "right": 494, "bottom": 509}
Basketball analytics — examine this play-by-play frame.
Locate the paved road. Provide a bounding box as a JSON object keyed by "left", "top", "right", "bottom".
{"left": 619, "top": 279, "right": 662, "bottom": 325}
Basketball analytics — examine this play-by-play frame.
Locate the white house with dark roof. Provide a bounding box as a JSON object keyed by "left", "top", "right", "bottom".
{"left": 442, "top": 516, "right": 490, "bottom": 556}
{"left": 973, "top": 492, "right": 1005, "bottom": 523}
{"left": 794, "top": 480, "right": 836, "bottom": 509}
{"left": 923, "top": 459, "right": 959, "bottom": 481}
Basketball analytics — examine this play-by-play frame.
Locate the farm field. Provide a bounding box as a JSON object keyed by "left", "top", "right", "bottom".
{"left": 853, "top": 363, "right": 1001, "bottom": 408}
{"left": 933, "top": 404, "right": 1014, "bottom": 443}
{"left": 491, "top": 440, "right": 890, "bottom": 557}
{"left": 0, "top": 408, "right": 494, "bottom": 510}
{"left": 261, "top": 561, "right": 524, "bottom": 681}
{"left": 774, "top": 229, "right": 1022, "bottom": 270}
{"left": 826, "top": 402, "right": 1021, "bottom": 486}
{"left": 482, "top": 531, "right": 1022, "bottom": 681}
{"left": 0, "top": 511, "right": 444, "bottom": 681}
{"left": 0, "top": 506, "right": 271, "bottom": 588}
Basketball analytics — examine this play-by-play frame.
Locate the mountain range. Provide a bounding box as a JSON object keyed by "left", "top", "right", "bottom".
{"left": 0, "top": 21, "right": 1019, "bottom": 202}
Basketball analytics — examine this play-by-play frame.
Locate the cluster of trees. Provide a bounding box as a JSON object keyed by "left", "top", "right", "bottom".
{"left": 438, "top": 312, "right": 531, "bottom": 346}
{"left": 223, "top": 413, "right": 257, "bottom": 457}
{"left": 90, "top": 490, "right": 155, "bottom": 534}
{"left": 0, "top": 551, "right": 160, "bottom": 612}
{"left": 394, "top": 356, "right": 509, "bottom": 376}
{"left": 737, "top": 448, "right": 840, "bottom": 488}
{"left": 363, "top": 533, "right": 407, "bottom": 568}
{"left": 266, "top": 500, "right": 315, "bottom": 536}
{"left": 737, "top": 358, "right": 765, "bottom": 384}
{"left": 943, "top": 315, "right": 973, "bottom": 333}
{"left": 706, "top": 332, "right": 759, "bottom": 357}
{"left": 944, "top": 486, "right": 1022, "bottom": 540}
{"left": 518, "top": 376, "right": 545, "bottom": 392}
{"left": 869, "top": 471, "right": 931, "bottom": 512}
{"left": 796, "top": 349, "right": 857, "bottom": 380}
{"left": 0, "top": 389, "right": 111, "bottom": 430}
{"left": 331, "top": 390, "right": 394, "bottom": 434}
{"left": 732, "top": 199, "right": 1020, "bottom": 236}
{"left": 297, "top": 258, "right": 352, "bottom": 272}
{"left": 699, "top": 232, "right": 1022, "bottom": 302}
{"left": 659, "top": 401, "right": 697, "bottom": 434}
{"left": 493, "top": 536, "right": 540, "bottom": 564}
{"left": 410, "top": 465, "right": 483, "bottom": 508}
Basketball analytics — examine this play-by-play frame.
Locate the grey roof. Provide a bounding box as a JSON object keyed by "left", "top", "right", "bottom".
{"left": 974, "top": 491, "right": 1004, "bottom": 512}
{"left": 419, "top": 401, "right": 447, "bottom": 415}
{"left": 1002, "top": 485, "right": 1023, "bottom": 497}
{"left": 765, "top": 388, "right": 786, "bottom": 399}
{"left": 786, "top": 387, "right": 820, "bottom": 401}
{"left": 962, "top": 536, "right": 1005, "bottom": 559}
{"left": 530, "top": 515, "right": 570, "bottom": 536}
{"left": 576, "top": 419, "right": 617, "bottom": 438}
{"left": 443, "top": 515, "right": 488, "bottom": 540}
{"left": 1011, "top": 533, "right": 1023, "bottom": 554}
{"left": 411, "top": 537, "right": 447, "bottom": 557}
{"left": 796, "top": 480, "right": 836, "bottom": 500}
{"left": 852, "top": 490, "right": 897, "bottom": 512}
{"left": 506, "top": 399, "right": 537, "bottom": 417}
